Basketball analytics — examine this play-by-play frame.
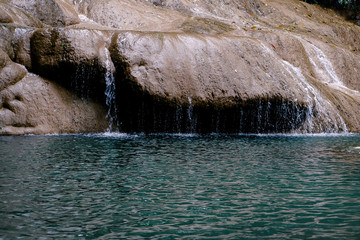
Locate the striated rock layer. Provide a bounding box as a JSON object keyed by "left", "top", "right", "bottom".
{"left": 0, "top": 0, "right": 360, "bottom": 134}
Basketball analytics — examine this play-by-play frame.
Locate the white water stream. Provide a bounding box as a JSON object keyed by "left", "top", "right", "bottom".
{"left": 187, "top": 96, "right": 196, "bottom": 133}
{"left": 260, "top": 42, "right": 348, "bottom": 133}
{"left": 104, "top": 48, "right": 119, "bottom": 132}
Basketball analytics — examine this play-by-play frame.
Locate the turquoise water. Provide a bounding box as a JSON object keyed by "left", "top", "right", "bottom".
{"left": 1, "top": 134, "right": 360, "bottom": 239}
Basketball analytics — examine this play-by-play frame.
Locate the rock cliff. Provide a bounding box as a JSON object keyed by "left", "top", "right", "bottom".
{"left": 0, "top": 0, "right": 359, "bottom": 134}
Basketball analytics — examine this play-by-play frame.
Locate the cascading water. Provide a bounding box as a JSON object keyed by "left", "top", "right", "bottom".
{"left": 260, "top": 42, "right": 348, "bottom": 133}
{"left": 283, "top": 59, "right": 347, "bottom": 133}
{"left": 302, "top": 41, "right": 350, "bottom": 132}
{"left": 175, "top": 105, "right": 183, "bottom": 133}
{"left": 114, "top": 60, "right": 309, "bottom": 134}
{"left": 72, "top": 63, "right": 91, "bottom": 100}
{"left": 104, "top": 48, "right": 119, "bottom": 132}
{"left": 304, "top": 41, "right": 360, "bottom": 96}
{"left": 187, "top": 97, "right": 196, "bottom": 133}
{"left": 111, "top": 40, "right": 353, "bottom": 134}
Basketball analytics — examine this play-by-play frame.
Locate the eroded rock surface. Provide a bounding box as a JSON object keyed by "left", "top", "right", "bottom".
{"left": 10, "top": 0, "right": 80, "bottom": 26}
{"left": 0, "top": 0, "right": 360, "bottom": 134}
{"left": 0, "top": 49, "right": 108, "bottom": 135}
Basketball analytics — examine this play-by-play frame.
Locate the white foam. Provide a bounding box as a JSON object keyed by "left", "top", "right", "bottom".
{"left": 235, "top": 132, "right": 356, "bottom": 138}
{"left": 97, "top": 132, "right": 134, "bottom": 138}
{"left": 148, "top": 133, "right": 199, "bottom": 138}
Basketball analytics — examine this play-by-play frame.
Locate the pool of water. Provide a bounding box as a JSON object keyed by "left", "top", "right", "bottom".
{"left": 1, "top": 133, "right": 360, "bottom": 239}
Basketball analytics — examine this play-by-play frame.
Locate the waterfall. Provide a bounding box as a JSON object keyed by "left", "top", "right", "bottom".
{"left": 105, "top": 41, "right": 352, "bottom": 134}
{"left": 304, "top": 41, "right": 359, "bottom": 96}
{"left": 187, "top": 97, "right": 196, "bottom": 132}
{"left": 308, "top": 44, "right": 341, "bottom": 84}
{"left": 282, "top": 59, "right": 347, "bottom": 133}
{"left": 175, "top": 105, "right": 183, "bottom": 133}
{"left": 260, "top": 42, "right": 348, "bottom": 133}
{"left": 302, "top": 41, "right": 350, "bottom": 132}
{"left": 104, "top": 48, "right": 119, "bottom": 132}
{"left": 72, "top": 63, "right": 91, "bottom": 100}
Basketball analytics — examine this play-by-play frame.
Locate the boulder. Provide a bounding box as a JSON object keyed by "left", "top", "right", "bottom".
{"left": 0, "top": 50, "right": 108, "bottom": 135}
{"left": 0, "top": 49, "right": 27, "bottom": 91}
{"left": 30, "top": 28, "right": 112, "bottom": 101}
{"left": 108, "top": 31, "right": 360, "bottom": 133}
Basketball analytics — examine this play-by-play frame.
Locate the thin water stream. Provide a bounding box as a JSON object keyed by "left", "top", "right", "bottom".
{"left": 104, "top": 48, "right": 119, "bottom": 132}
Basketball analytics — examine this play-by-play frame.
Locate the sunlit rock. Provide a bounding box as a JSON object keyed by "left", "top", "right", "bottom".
{"left": 9, "top": 0, "right": 80, "bottom": 26}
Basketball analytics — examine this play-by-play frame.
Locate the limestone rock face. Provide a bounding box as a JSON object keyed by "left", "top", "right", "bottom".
{"left": 0, "top": 0, "right": 360, "bottom": 134}
{"left": 109, "top": 31, "right": 360, "bottom": 133}
{"left": 30, "top": 28, "right": 112, "bottom": 101}
{"left": 73, "top": 0, "right": 186, "bottom": 32}
{"left": 9, "top": 0, "right": 80, "bottom": 26}
{"left": 0, "top": 2, "right": 43, "bottom": 27}
{"left": 111, "top": 32, "right": 308, "bottom": 102}
{"left": 0, "top": 49, "right": 108, "bottom": 135}
{"left": 0, "top": 49, "right": 26, "bottom": 91}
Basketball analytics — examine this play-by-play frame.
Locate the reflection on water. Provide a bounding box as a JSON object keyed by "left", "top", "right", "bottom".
{"left": 0, "top": 134, "right": 360, "bottom": 239}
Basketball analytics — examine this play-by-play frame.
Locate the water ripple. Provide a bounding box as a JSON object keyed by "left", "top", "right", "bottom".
{"left": 0, "top": 135, "right": 360, "bottom": 239}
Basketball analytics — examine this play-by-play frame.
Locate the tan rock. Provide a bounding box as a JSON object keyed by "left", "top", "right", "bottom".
{"left": 29, "top": 28, "right": 113, "bottom": 101}
{"left": 10, "top": 0, "right": 80, "bottom": 26}
{"left": 0, "top": 49, "right": 27, "bottom": 91}
{"left": 111, "top": 32, "right": 306, "bottom": 102}
{"left": 0, "top": 2, "right": 43, "bottom": 27}
{"left": 12, "top": 28, "right": 35, "bottom": 69}
{"left": 109, "top": 30, "right": 360, "bottom": 133}
{"left": 0, "top": 51, "right": 108, "bottom": 135}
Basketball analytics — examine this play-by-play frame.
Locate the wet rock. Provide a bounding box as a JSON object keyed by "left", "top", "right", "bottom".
{"left": 109, "top": 30, "right": 360, "bottom": 133}
{"left": 0, "top": 50, "right": 108, "bottom": 135}
{"left": 30, "top": 28, "right": 111, "bottom": 101}
{"left": 109, "top": 32, "right": 312, "bottom": 133}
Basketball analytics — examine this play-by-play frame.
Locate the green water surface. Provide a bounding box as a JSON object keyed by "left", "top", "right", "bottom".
{"left": 0, "top": 134, "right": 360, "bottom": 239}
